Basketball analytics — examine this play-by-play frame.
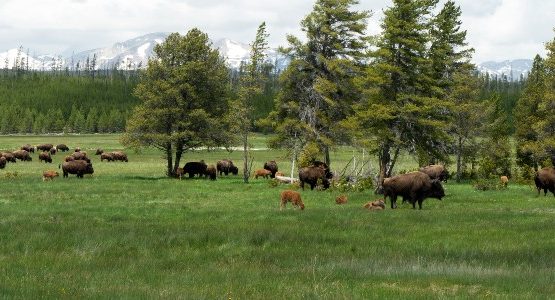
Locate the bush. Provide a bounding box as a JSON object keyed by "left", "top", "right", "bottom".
{"left": 472, "top": 178, "right": 506, "bottom": 191}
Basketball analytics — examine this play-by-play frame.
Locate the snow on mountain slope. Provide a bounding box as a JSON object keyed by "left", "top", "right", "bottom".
{"left": 476, "top": 59, "right": 533, "bottom": 79}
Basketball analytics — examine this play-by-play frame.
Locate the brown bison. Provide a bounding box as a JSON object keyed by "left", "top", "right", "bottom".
{"left": 280, "top": 190, "right": 305, "bottom": 210}
{"left": 49, "top": 147, "right": 57, "bottom": 155}
{"left": 216, "top": 159, "right": 237, "bottom": 176}
{"left": 56, "top": 144, "right": 69, "bottom": 152}
{"left": 205, "top": 165, "right": 217, "bottom": 180}
{"left": 42, "top": 170, "right": 60, "bottom": 181}
{"left": 176, "top": 167, "right": 184, "bottom": 179}
{"left": 100, "top": 152, "right": 114, "bottom": 162}
{"left": 37, "top": 144, "right": 54, "bottom": 152}
{"left": 183, "top": 161, "right": 207, "bottom": 178}
{"left": 254, "top": 169, "right": 272, "bottom": 179}
{"left": 419, "top": 164, "right": 449, "bottom": 182}
{"left": 39, "top": 152, "right": 52, "bottom": 163}
{"left": 299, "top": 166, "right": 330, "bottom": 190}
{"left": 1, "top": 152, "right": 16, "bottom": 163}
{"left": 0, "top": 156, "right": 6, "bottom": 169}
{"left": 13, "top": 150, "right": 32, "bottom": 161}
{"left": 335, "top": 195, "right": 348, "bottom": 205}
{"left": 111, "top": 151, "right": 128, "bottom": 162}
{"left": 534, "top": 167, "right": 555, "bottom": 197}
{"left": 383, "top": 171, "right": 445, "bottom": 209}
{"left": 64, "top": 155, "right": 75, "bottom": 162}
{"left": 21, "top": 144, "right": 35, "bottom": 153}
{"left": 95, "top": 148, "right": 104, "bottom": 155}
{"left": 61, "top": 160, "right": 94, "bottom": 178}
{"left": 364, "top": 199, "right": 386, "bottom": 210}
{"left": 264, "top": 160, "right": 279, "bottom": 178}
{"left": 71, "top": 152, "right": 90, "bottom": 163}
{"left": 500, "top": 175, "right": 509, "bottom": 188}
{"left": 74, "top": 147, "right": 81, "bottom": 152}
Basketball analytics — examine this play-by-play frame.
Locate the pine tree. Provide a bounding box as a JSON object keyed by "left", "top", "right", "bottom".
{"left": 267, "top": 0, "right": 370, "bottom": 167}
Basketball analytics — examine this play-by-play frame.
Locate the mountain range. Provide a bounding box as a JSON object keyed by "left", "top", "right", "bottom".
{"left": 0, "top": 32, "right": 532, "bottom": 78}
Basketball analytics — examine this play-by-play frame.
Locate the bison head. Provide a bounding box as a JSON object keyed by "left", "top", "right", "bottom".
{"left": 230, "top": 165, "right": 238, "bottom": 175}
{"left": 429, "top": 179, "right": 445, "bottom": 200}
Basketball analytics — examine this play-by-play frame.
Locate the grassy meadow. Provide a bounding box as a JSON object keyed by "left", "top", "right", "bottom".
{"left": 0, "top": 134, "right": 554, "bottom": 298}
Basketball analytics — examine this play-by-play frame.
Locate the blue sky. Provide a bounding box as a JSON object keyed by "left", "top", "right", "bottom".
{"left": 0, "top": 0, "right": 553, "bottom": 62}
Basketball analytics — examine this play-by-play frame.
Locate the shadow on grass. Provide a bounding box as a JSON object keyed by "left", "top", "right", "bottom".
{"left": 122, "top": 175, "right": 170, "bottom": 181}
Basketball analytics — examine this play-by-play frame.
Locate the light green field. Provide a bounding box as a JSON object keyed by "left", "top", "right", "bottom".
{"left": 0, "top": 134, "right": 554, "bottom": 298}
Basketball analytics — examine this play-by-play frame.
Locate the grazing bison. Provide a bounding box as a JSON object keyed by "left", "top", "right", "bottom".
{"left": 1, "top": 152, "right": 16, "bottom": 163}
{"left": 205, "top": 165, "right": 217, "bottom": 180}
{"left": 0, "top": 156, "right": 6, "bottom": 169}
{"left": 21, "top": 144, "right": 35, "bottom": 153}
{"left": 49, "top": 147, "right": 57, "bottom": 155}
{"left": 37, "top": 144, "right": 54, "bottom": 152}
{"left": 299, "top": 166, "right": 330, "bottom": 190}
{"left": 500, "top": 175, "right": 509, "bottom": 188}
{"left": 264, "top": 160, "right": 279, "bottom": 178}
{"left": 419, "top": 164, "right": 449, "bottom": 182}
{"left": 64, "top": 155, "right": 75, "bottom": 162}
{"left": 254, "top": 169, "right": 272, "bottom": 179}
{"left": 39, "top": 152, "right": 52, "bottom": 163}
{"left": 534, "top": 167, "right": 555, "bottom": 197}
{"left": 217, "top": 159, "right": 237, "bottom": 176}
{"left": 71, "top": 152, "right": 90, "bottom": 163}
{"left": 95, "top": 148, "right": 104, "bottom": 155}
{"left": 280, "top": 190, "right": 305, "bottom": 210}
{"left": 383, "top": 171, "right": 445, "bottom": 209}
{"left": 335, "top": 195, "right": 348, "bottom": 205}
{"left": 56, "top": 144, "right": 69, "bottom": 152}
{"left": 183, "top": 161, "right": 207, "bottom": 178}
{"left": 61, "top": 160, "right": 94, "bottom": 178}
{"left": 100, "top": 152, "right": 114, "bottom": 162}
{"left": 111, "top": 151, "right": 128, "bottom": 162}
{"left": 13, "top": 150, "right": 32, "bottom": 161}
{"left": 42, "top": 170, "right": 60, "bottom": 181}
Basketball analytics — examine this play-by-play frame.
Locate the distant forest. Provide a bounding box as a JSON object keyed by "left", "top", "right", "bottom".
{"left": 0, "top": 64, "right": 519, "bottom": 135}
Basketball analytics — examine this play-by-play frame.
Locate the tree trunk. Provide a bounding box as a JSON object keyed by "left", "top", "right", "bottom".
{"left": 323, "top": 145, "right": 331, "bottom": 167}
{"left": 174, "top": 142, "right": 183, "bottom": 176}
{"left": 165, "top": 142, "right": 173, "bottom": 177}
{"left": 456, "top": 136, "right": 462, "bottom": 183}
{"left": 243, "top": 131, "right": 249, "bottom": 183}
{"left": 387, "top": 147, "right": 400, "bottom": 178}
{"left": 376, "top": 144, "right": 391, "bottom": 194}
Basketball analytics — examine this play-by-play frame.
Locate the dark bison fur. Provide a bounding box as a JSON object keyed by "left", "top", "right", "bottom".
{"left": 183, "top": 161, "right": 207, "bottom": 178}
{"left": 299, "top": 166, "right": 330, "bottom": 190}
{"left": 39, "top": 152, "right": 53, "bottom": 163}
{"left": 419, "top": 164, "right": 449, "bottom": 182}
{"left": 71, "top": 152, "right": 90, "bottom": 163}
{"left": 21, "top": 144, "right": 35, "bottom": 153}
{"left": 95, "top": 148, "right": 104, "bottom": 155}
{"left": 217, "top": 159, "right": 237, "bottom": 176}
{"left": 264, "top": 160, "right": 279, "bottom": 178}
{"left": 383, "top": 171, "right": 445, "bottom": 210}
{"left": 13, "top": 150, "right": 32, "bottom": 161}
{"left": 1, "top": 152, "right": 16, "bottom": 163}
{"left": 111, "top": 151, "right": 128, "bottom": 162}
{"left": 0, "top": 157, "right": 6, "bottom": 169}
{"left": 62, "top": 160, "right": 94, "bottom": 178}
{"left": 101, "top": 152, "right": 114, "bottom": 162}
{"left": 205, "top": 165, "right": 217, "bottom": 180}
{"left": 535, "top": 167, "right": 555, "bottom": 197}
{"left": 56, "top": 144, "right": 69, "bottom": 152}
{"left": 309, "top": 160, "right": 333, "bottom": 179}
{"left": 50, "top": 147, "right": 57, "bottom": 155}
{"left": 37, "top": 144, "right": 54, "bottom": 152}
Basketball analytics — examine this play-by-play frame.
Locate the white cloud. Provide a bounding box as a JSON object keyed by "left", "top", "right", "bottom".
{"left": 0, "top": 0, "right": 553, "bottom": 62}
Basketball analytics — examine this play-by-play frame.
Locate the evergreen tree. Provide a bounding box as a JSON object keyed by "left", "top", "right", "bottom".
{"left": 539, "top": 35, "right": 555, "bottom": 166}
{"left": 479, "top": 94, "right": 512, "bottom": 177}
{"left": 267, "top": 0, "right": 370, "bottom": 167}
{"left": 122, "top": 28, "right": 231, "bottom": 177}
{"left": 85, "top": 107, "right": 99, "bottom": 133}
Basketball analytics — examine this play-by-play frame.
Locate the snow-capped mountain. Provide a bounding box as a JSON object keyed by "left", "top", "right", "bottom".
{"left": 476, "top": 59, "right": 533, "bottom": 80}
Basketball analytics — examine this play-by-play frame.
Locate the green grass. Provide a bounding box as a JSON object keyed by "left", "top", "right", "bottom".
{"left": 0, "top": 135, "right": 554, "bottom": 298}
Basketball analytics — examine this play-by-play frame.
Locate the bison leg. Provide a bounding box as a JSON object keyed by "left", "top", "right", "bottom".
{"left": 391, "top": 195, "right": 398, "bottom": 209}
{"left": 310, "top": 182, "right": 316, "bottom": 190}
{"left": 300, "top": 181, "right": 305, "bottom": 190}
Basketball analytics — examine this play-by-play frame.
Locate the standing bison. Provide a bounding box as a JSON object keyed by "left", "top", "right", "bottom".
{"left": 71, "top": 152, "right": 90, "bottom": 163}
{"left": 183, "top": 161, "right": 208, "bottom": 178}
{"left": 21, "top": 144, "right": 35, "bottom": 153}
{"left": 205, "top": 165, "right": 217, "bottom": 180}
{"left": 49, "top": 147, "right": 57, "bottom": 155}
{"left": 299, "top": 166, "right": 330, "bottom": 190}
{"left": 37, "top": 144, "right": 54, "bottom": 152}
{"left": 39, "top": 152, "right": 53, "bottom": 163}
{"left": 61, "top": 160, "right": 94, "bottom": 178}
{"left": 535, "top": 167, "right": 555, "bottom": 197}
{"left": 383, "top": 171, "right": 445, "bottom": 209}
{"left": 13, "top": 150, "right": 32, "bottom": 161}
{"left": 100, "top": 152, "right": 114, "bottom": 162}
{"left": 217, "top": 159, "right": 238, "bottom": 176}
{"left": 0, "top": 156, "right": 6, "bottom": 169}
{"left": 1, "top": 152, "right": 16, "bottom": 163}
{"left": 419, "top": 164, "right": 449, "bottom": 182}
{"left": 264, "top": 160, "right": 279, "bottom": 178}
{"left": 111, "top": 151, "right": 128, "bottom": 162}
{"left": 95, "top": 148, "right": 104, "bottom": 155}
{"left": 56, "top": 144, "right": 70, "bottom": 152}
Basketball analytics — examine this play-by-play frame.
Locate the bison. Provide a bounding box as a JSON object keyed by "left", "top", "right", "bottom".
{"left": 39, "top": 152, "right": 52, "bottom": 163}
{"left": 71, "top": 152, "right": 90, "bottom": 163}
{"left": 13, "top": 150, "right": 32, "bottom": 161}
{"left": 95, "top": 148, "right": 104, "bottom": 155}
{"left": 37, "top": 144, "right": 54, "bottom": 152}
{"left": 111, "top": 151, "right": 128, "bottom": 162}
{"left": 500, "top": 175, "right": 509, "bottom": 188}
{"left": 534, "top": 167, "right": 555, "bottom": 197}
{"left": 61, "top": 160, "right": 94, "bottom": 178}
{"left": 176, "top": 167, "right": 184, "bottom": 180}
{"left": 364, "top": 199, "right": 386, "bottom": 210}
{"left": 100, "top": 152, "right": 114, "bottom": 162}
{"left": 42, "top": 170, "right": 60, "bottom": 181}
{"left": 205, "top": 165, "right": 217, "bottom": 180}
{"left": 264, "top": 160, "right": 279, "bottom": 178}
{"left": 49, "top": 147, "right": 57, "bottom": 155}
{"left": 299, "top": 166, "right": 330, "bottom": 190}
{"left": 335, "top": 195, "right": 348, "bottom": 205}
{"left": 56, "top": 144, "right": 69, "bottom": 152}
{"left": 21, "top": 144, "right": 35, "bottom": 153}
{"left": 0, "top": 156, "right": 6, "bottom": 169}
{"left": 383, "top": 171, "right": 445, "bottom": 209}
{"left": 254, "top": 169, "right": 272, "bottom": 179}
{"left": 217, "top": 159, "right": 237, "bottom": 176}
{"left": 419, "top": 164, "right": 449, "bottom": 182}
{"left": 280, "top": 190, "right": 305, "bottom": 210}
{"left": 64, "top": 155, "right": 75, "bottom": 162}
{"left": 1, "top": 152, "right": 16, "bottom": 163}
{"left": 74, "top": 147, "right": 81, "bottom": 152}
{"left": 183, "top": 161, "right": 207, "bottom": 178}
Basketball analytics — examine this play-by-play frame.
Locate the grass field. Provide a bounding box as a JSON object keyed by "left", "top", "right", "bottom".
{"left": 0, "top": 134, "right": 554, "bottom": 298}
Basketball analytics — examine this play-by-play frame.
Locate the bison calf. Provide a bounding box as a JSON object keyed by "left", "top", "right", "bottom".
{"left": 42, "top": 170, "right": 60, "bottom": 181}
{"left": 205, "top": 165, "right": 217, "bottom": 181}
{"left": 335, "top": 195, "right": 348, "bottom": 205}
{"left": 176, "top": 167, "right": 184, "bottom": 180}
{"left": 254, "top": 169, "right": 272, "bottom": 179}
{"left": 364, "top": 199, "right": 385, "bottom": 210}
{"left": 280, "top": 190, "right": 304, "bottom": 210}
{"left": 500, "top": 175, "right": 509, "bottom": 188}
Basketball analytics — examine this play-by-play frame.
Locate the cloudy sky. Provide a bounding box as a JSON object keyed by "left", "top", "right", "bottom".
{"left": 0, "top": 0, "right": 553, "bottom": 63}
